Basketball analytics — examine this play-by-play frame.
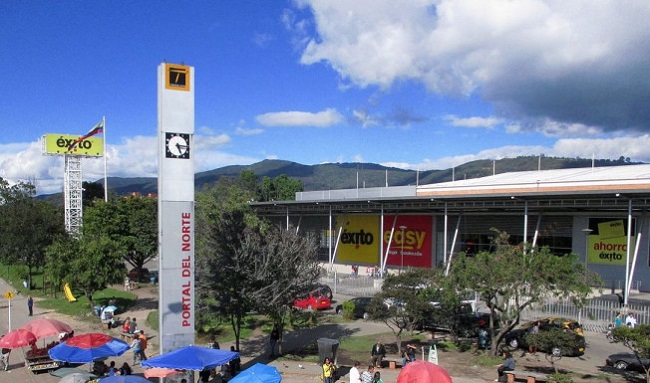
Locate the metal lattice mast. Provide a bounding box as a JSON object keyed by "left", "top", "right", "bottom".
{"left": 64, "top": 155, "right": 83, "bottom": 236}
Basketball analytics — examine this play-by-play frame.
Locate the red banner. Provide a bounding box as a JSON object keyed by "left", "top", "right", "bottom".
{"left": 383, "top": 216, "right": 432, "bottom": 268}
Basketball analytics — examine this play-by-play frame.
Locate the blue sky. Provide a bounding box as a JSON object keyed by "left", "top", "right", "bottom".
{"left": 2, "top": 1, "right": 650, "bottom": 194}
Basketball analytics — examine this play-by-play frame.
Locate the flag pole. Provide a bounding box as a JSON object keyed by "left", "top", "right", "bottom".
{"left": 103, "top": 115, "right": 108, "bottom": 202}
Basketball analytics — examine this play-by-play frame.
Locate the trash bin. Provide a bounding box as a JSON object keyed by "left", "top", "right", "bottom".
{"left": 317, "top": 338, "right": 339, "bottom": 365}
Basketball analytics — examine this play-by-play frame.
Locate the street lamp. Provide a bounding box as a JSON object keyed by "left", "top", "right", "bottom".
{"left": 582, "top": 228, "right": 593, "bottom": 269}
{"left": 399, "top": 225, "right": 407, "bottom": 275}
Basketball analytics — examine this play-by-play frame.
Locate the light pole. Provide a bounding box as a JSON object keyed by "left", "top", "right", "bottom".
{"left": 582, "top": 228, "right": 593, "bottom": 269}
{"left": 399, "top": 225, "right": 407, "bottom": 275}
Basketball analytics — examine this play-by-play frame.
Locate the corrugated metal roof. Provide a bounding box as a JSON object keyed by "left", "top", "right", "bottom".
{"left": 417, "top": 164, "right": 650, "bottom": 196}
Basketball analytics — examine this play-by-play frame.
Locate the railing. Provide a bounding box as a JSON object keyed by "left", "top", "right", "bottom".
{"left": 521, "top": 298, "right": 650, "bottom": 333}
{"left": 320, "top": 272, "right": 383, "bottom": 298}
{"left": 320, "top": 271, "right": 649, "bottom": 334}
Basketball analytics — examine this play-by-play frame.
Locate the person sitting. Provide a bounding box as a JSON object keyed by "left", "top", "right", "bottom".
{"left": 229, "top": 346, "right": 241, "bottom": 375}
{"left": 496, "top": 352, "right": 516, "bottom": 382}
{"left": 92, "top": 360, "right": 109, "bottom": 376}
{"left": 128, "top": 317, "right": 138, "bottom": 334}
{"left": 119, "top": 362, "right": 132, "bottom": 376}
{"left": 101, "top": 307, "right": 115, "bottom": 329}
{"left": 371, "top": 341, "right": 386, "bottom": 368}
{"left": 199, "top": 368, "right": 212, "bottom": 382}
{"left": 108, "top": 361, "right": 117, "bottom": 376}
{"left": 402, "top": 343, "right": 417, "bottom": 366}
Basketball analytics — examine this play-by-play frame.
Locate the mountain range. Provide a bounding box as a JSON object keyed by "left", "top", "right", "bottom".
{"left": 94, "top": 156, "right": 639, "bottom": 197}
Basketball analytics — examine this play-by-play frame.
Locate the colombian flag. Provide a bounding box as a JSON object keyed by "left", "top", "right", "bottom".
{"left": 67, "top": 121, "right": 104, "bottom": 151}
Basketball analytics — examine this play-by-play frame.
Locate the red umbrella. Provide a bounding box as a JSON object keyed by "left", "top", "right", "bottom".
{"left": 21, "top": 318, "right": 72, "bottom": 340}
{"left": 0, "top": 328, "right": 37, "bottom": 349}
{"left": 144, "top": 367, "right": 184, "bottom": 378}
{"left": 65, "top": 333, "right": 112, "bottom": 348}
{"left": 397, "top": 360, "right": 454, "bottom": 383}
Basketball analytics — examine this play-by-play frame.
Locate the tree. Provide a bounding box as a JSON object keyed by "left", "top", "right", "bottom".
{"left": 45, "top": 234, "right": 125, "bottom": 305}
{"left": 83, "top": 194, "right": 157, "bottom": 271}
{"left": 82, "top": 181, "right": 105, "bottom": 207}
{"left": 449, "top": 230, "right": 596, "bottom": 355}
{"left": 259, "top": 174, "right": 303, "bottom": 201}
{"left": 525, "top": 329, "right": 580, "bottom": 373}
{"left": 195, "top": 180, "right": 319, "bottom": 351}
{"left": 613, "top": 324, "right": 650, "bottom": 383}
{"left": 252, "top": 225, "right": 321, "bottom": 354}
{"left": 0, "top": 179, "right": 65, "bottom": 288}
{"left": 368, "top": 268, "right": 443, "bottom": 355}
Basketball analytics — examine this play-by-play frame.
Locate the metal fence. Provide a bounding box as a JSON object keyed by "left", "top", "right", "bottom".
{"left": 521, "top": 298, "right": 650, "bottom": 333}
{"left": 320, "top": 271, "right": 383, "bottom": 298}
{"left": 320, "top": 271, "right": 650, "bottom": 334}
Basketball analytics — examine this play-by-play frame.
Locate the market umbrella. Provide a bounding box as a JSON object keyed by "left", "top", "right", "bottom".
{"left": 21, "top": 318, "right": 73, "bottom": 340}
{"left": 143, "top": 367, "right": 183, "bottom": 378}
{"left": 141, "top": 345, "right": 239, "bottom": 370}
{"left": 100, "top": 376, "right": 151, "bottom": 383}
{"left": 51, "top": 367, "right": 98, "bottom": 380}
{"left": 49, "top": 333, "right": 129, "bottom": 363}
{"left": 0, "top": 328, "right": 37, "bottom": 349}
{"left": 103, "top": 305, "right": 118, "bottom": 313}
{"left": 396, "top": 360, "right": 453, "bottom": 383}
{"left": 229, "top": 363, "right": 282, "bottom": 383}
{"left": 60, "top": 372, "right": 92, "bottom": 383}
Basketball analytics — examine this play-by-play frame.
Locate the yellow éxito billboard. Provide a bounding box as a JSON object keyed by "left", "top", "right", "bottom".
{"left": 42, "top": 134, "right": 103, "bottom": 157}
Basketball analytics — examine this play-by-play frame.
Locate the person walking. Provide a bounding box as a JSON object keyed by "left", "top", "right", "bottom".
{"left": 27, "top": 295, "right": 33, "bottom": 316}
{"left": 614, "top": 312, "right": 623, "bottom": 328}
{"left": 625, "top": 312, "right": 637, "bottom": 328}
{"left": 137, "top": 330, "right": 148, "bottom": 361}
{"left": 269, "top": 324, "right": 280, "bottom": 357}
{"left": 0, "top": 348, "right": 11, "bottom": 371}
{"left": 209, "top": 335, "right": 220, "bottom": 349}
{"left": 322, "top": 357, "right": 336, "bottom": 383}
{"left": 130, "top": 334, "right": 142, "bottom": 365}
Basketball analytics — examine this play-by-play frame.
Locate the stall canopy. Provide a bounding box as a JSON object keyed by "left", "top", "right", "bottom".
{"left": 141, "top": 345, "right": 239, "bottom": 371}
{"left": 396, "top": 360, "right": 453, "bottom": 383}
{"left": 49, "top": 333, "right": 129, "bottom": 363}
{"left": 229, "top": 363, "right": 282, "bottom": 383}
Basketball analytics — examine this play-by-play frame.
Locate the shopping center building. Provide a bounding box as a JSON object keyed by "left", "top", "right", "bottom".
{"left": 251, "top": 164, "right": 650, "bottom": 295}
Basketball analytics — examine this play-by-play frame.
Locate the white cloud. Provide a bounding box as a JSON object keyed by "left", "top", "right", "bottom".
{"left": 444, "top": 115, "right": 502, "bottom": 129}
{"left": 256, "top": 108, "right": 342, "bottom": 127}
{"left": 0, "top": 133, "right": 256, "bottom": 195}
{"left": 235, "top": 127, "right": 264, "bottom": 136}
{"left": 297, "top": 0, "right": 650, "bottom": 132}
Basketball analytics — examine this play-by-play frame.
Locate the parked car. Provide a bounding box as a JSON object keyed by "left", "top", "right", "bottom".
{"left": 128, "top": 268, "right": 150, "bottom": 282}
{"left": 503, "top": 317, "right": 586, "bottom": 356}
{"left": 606, "top": 352, "right": 650, "bottom": 373}
{"left": 315, "top": 284, "right": 333, "bottom": 300}
{"left": 419, "top": 302, "right": 497, "bottom": 337}
{"left": 335, "top": 297, "right": 373, "bottom": 319}
{"left": 293, "top": 290, "right": 332, "bottom": 310}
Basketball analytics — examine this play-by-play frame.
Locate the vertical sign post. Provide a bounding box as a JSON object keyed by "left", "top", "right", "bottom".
{"left": 157, "top": 63, "right": 195, "bottom": 354}
{"left": 4, "top": 290, "right": 14, "bottom": 331}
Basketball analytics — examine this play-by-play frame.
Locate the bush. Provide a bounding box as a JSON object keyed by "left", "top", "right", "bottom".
{"left": 342, "top": 300, "right": 356, "bottom": 319}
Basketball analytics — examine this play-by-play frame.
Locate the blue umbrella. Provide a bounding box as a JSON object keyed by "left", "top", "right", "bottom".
{"left": 229, "top": 363, "right": 282, "bottom": 383}
{"left": 49, "top": 333, "right": 130, "bottom": 363}
{"left": 141, "top": 345, "right": 239, "bottom": 371}
{"left": 100, "top": 376, "right": 151, "bottom": 383}
{"left": 103, "top": 305, "right": 118, "bottom": 313}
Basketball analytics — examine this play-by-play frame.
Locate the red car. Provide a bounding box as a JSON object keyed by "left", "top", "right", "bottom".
{"left": 293, "top": 290, "right": 332, "bottom": 310}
